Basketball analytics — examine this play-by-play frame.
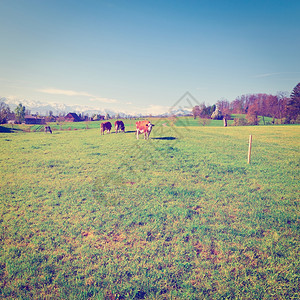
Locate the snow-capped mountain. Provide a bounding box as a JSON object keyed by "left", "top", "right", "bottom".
{"left": 1, "top": 96, "right": 192, "bottom": 117}
{"left": 169, "top": 108, "right": 192, "bottom": 116}
{"left": 1, "top": 97, "right": 118, "bottom": 116}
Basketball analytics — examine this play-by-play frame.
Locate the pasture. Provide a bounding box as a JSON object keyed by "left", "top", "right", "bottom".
{"left": 0, "top": 122, "right": 299, "bottom": 299}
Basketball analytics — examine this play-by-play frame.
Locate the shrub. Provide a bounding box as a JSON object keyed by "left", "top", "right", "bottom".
{"left": 223, "top": 113, "right": 232, "bottom": 120}
{"left": 275, "top": 118, "right": 288, "bottom": 125}
{"left": 292, "top": 115, "right": 300, "bottom": 124}
{"left": 233, "top": 118, "right": 248, "bottom": 126}
{"left": 246, "top": 113, "right": 259, "bottom": 125}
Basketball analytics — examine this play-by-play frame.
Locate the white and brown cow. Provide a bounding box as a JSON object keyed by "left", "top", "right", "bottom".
{"left": 100, "top": 122, "right": 112, "bottom": 135}
{"left": 115, "top": 120, "right": 125, "bottom": 133}
{"left": 136, "top": 120, "right": 155, "bottom": 140}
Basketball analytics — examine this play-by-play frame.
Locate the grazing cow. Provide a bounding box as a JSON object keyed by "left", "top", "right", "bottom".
{"left": 44, "top": 126, "right": 52, "bottom": 134}
{"left": 115, "top": 120, "right": 125, "bottom": 133}
{"left": 136, "top": 120, "right": 155, "bottom": 140}
{"left": 100, "top": 122, "right": 112, "bottom": 135}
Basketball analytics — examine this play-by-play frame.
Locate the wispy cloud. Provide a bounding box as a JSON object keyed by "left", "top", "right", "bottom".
{"left": 37, "top": 88, "right": 118, "bottom": 103}
{"left": 254, "top": 72, "right": 282, "bottom": 78}
{"left": 254, "top": 72, "right": 300, "bottom": 78}
{"left": 38, "top": 88, "right": 91, "bottom": 97}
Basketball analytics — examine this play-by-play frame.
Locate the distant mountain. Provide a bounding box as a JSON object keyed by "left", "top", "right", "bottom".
{"left": 1, "top": 96, "right": 192, "bottom": 117}
{"left": 1, "top": 97, "right": 117, "bottom": 117}
{"left": 169, "top": 108, "right": 192, "bottom": 116}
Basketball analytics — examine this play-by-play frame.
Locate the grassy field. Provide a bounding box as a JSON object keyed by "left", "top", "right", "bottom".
{"left": 0, "top": 122, "right": 299, "bottom": 299}
{"left": 0, "top": 114, "right": 285, "bottom": 133}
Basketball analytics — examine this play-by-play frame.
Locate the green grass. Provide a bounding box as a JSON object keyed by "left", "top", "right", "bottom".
{"left": 174, "top": 117, "right": 227, "bottom": 127}
{"left": 0, "top": 115, "right": 288, "bottom": 134}
{"left": 0, "top": 123, "right": 299, "bottom": 299}
{"left": 0, "top": 119, "right": 141, "bottom": 133}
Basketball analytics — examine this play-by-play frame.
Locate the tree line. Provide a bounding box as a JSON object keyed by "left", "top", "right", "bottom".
{"left": 0, "top": 103, "right": 26, "bottom": 124}
{"left": 192, "top": 82, "right": 300, "bottom": 125}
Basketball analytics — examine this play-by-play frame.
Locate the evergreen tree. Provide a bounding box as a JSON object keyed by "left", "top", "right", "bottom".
{"left": 286, "top": 82, "right": 300, "bottom": 122}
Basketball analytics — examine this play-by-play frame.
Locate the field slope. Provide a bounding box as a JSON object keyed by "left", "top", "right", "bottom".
{"left": 0, "top": 125, "right": 299, "bottom": 299}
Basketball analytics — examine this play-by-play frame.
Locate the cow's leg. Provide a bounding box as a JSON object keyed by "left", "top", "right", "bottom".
{"left": 136, "top": 130, "right": 139, "bottom": 139}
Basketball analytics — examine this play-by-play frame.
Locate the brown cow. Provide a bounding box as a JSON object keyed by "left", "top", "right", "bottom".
{"left": 115, "top": 120, "right": 125, "bottom": 133}
{"left": 100, "top": 122, "right": 112, "bottom": 135}
{"left": 136, "top": 120, "right": 155, "bottom": 140}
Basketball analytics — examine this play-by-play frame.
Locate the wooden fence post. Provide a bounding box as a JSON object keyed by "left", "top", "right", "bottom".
{"left": 248, "top": 135, "right": 252, "bottom": 164}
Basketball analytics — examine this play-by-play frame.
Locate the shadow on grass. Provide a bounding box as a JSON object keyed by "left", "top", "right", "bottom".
{"left": 101, "top": 131, "right": 136, "bottom": 134}
{"left": 151, "top": 137, "right": 177, "bottom": 140}
{"left": 0, "top": 126, "right": 22, "bottom": 133}
{"left": 125, "top": 130, "right": 136, "bottom": 133}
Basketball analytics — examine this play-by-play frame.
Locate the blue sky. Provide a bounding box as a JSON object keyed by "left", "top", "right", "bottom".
{"left": 1, "top": 0, "right": 299, "bottom": 115}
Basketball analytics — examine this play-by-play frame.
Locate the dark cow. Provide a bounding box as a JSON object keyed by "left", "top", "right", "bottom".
{"left": 100, "top": 122, "right": 112, "bottom": 135}
{"left": 115, "top": 120, "right": 125, "bottom": 133}
{"left": 136, "top": 120, "right": 155, "bottom": 140}
{"left": 44, "top": 126, "right": 52, "bottom": 134}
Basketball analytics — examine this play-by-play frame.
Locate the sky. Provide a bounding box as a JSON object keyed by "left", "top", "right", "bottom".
{"left": 0, "top": 0, "right": 299, "bottom": 115}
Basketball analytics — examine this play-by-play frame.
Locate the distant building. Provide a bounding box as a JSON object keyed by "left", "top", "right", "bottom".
{"left": 24, "top": 115, "right": 46, "bottom": 125}
{"left": 92, "top": 114, "right": 105, "bottom": 121}
{"left": 65, "top": 113, "right": 81, "bottom": 122}
{"left": 45, "top": 115, "right": 57, "bottom": 123}
{"left": 82, "top": 115, "right": 90, "bottom": 121}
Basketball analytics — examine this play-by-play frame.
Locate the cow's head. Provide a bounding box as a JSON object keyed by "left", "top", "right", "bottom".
{"left": 147, "top": 122, "right": 155, "bottom": 132}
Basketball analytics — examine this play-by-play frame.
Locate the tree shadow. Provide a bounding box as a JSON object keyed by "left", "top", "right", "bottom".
{"left": 0, "top": 126, "right": 21, "bottom": 133}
